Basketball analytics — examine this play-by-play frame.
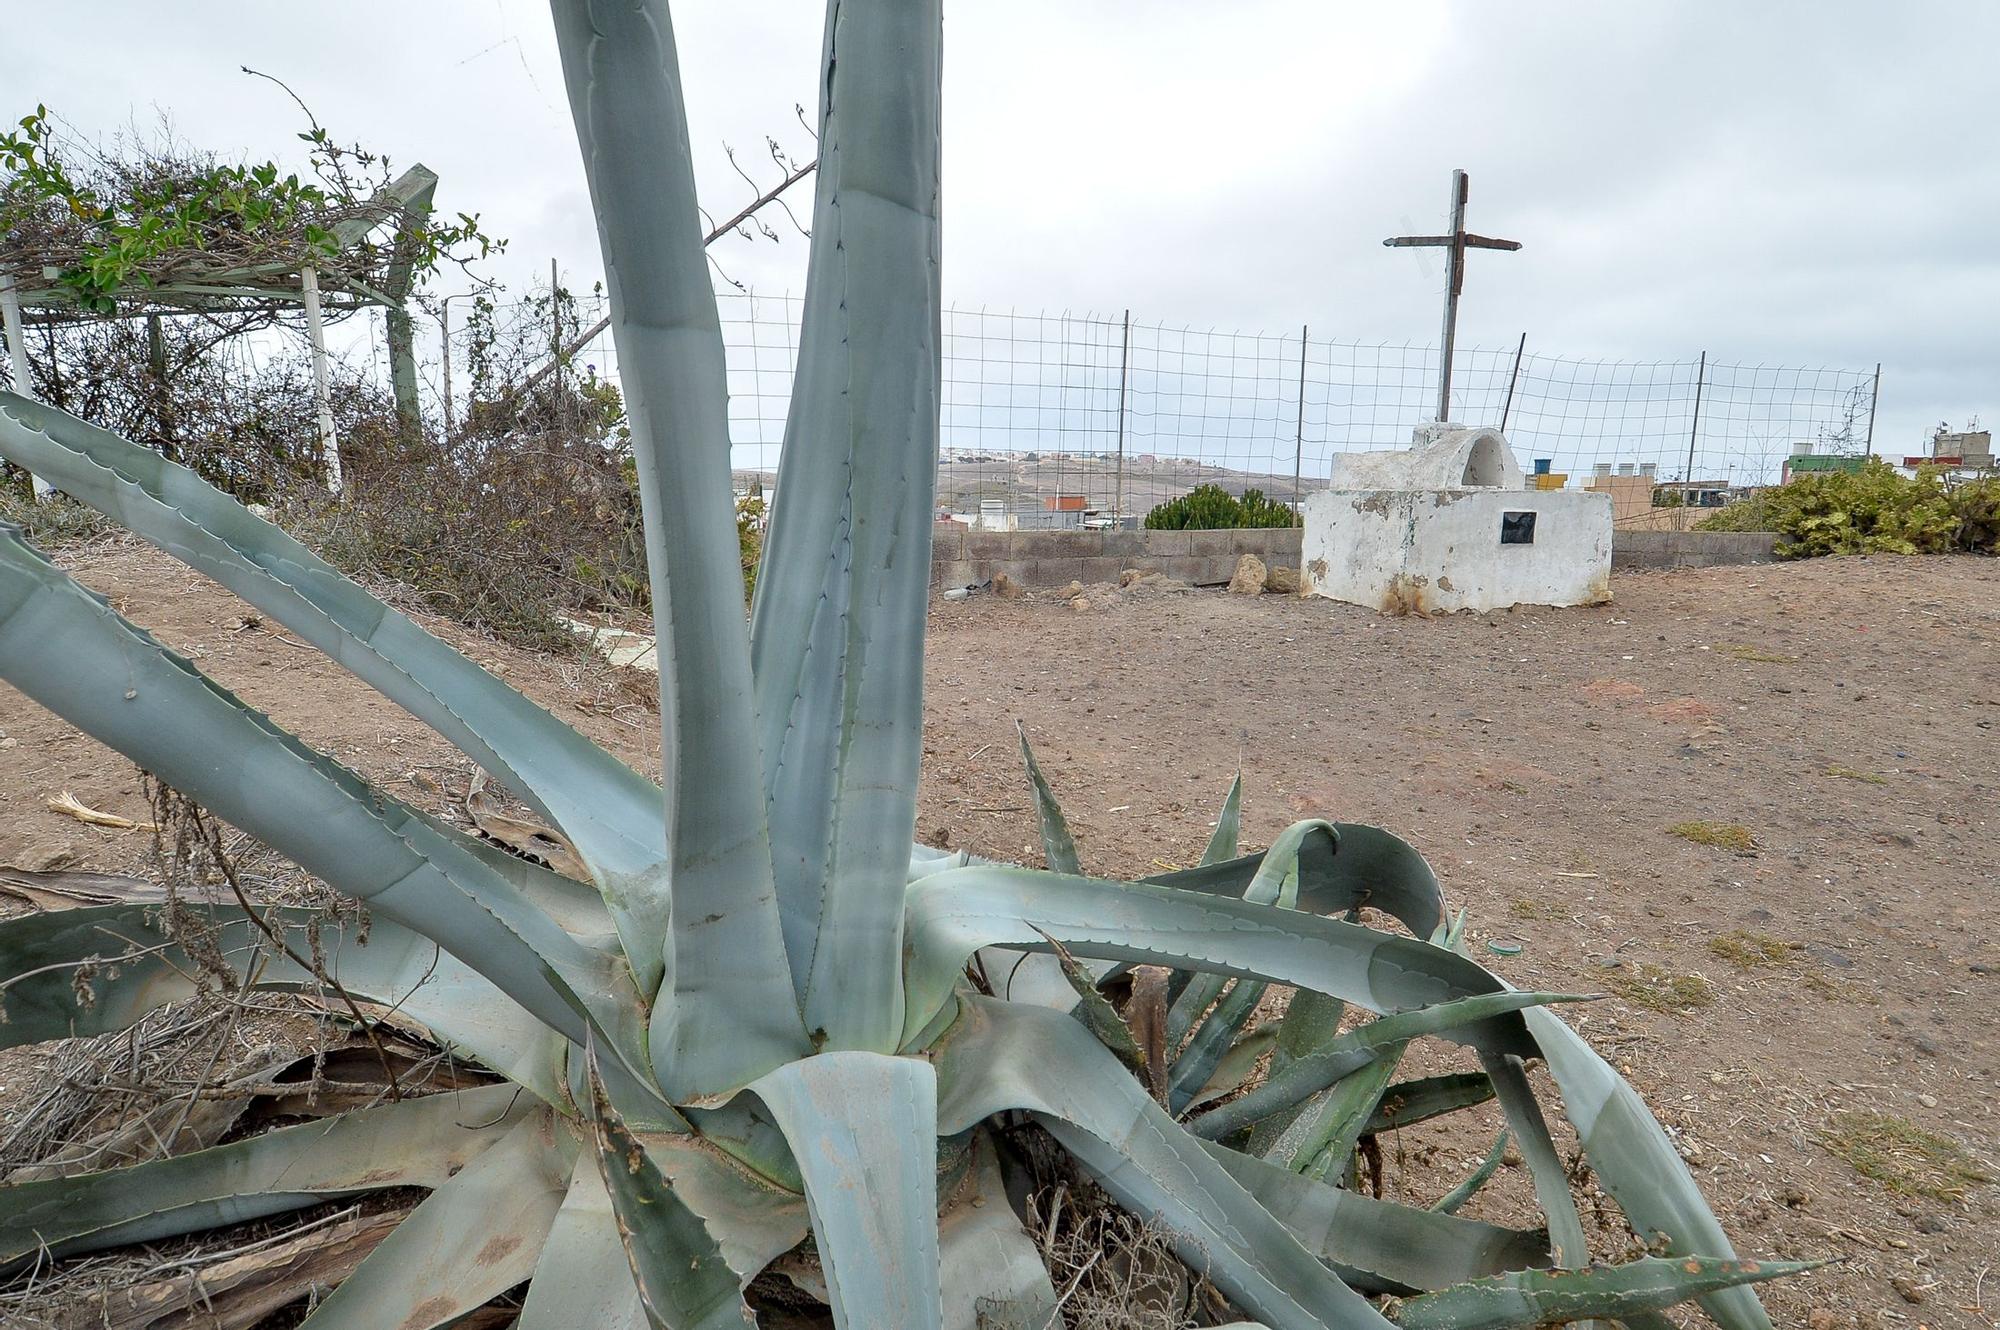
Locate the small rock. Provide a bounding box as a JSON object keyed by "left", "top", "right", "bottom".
{"left": 1779, "top": 1187, "right": 1810, "bottom": 1209}
{"left": 12, "top": 843, "right": 79, "bottom": 872}
{"left": 1500, "top": 1147, "right": 1523, "bottom": 1168}
{"left": 1806, "top": 1312, "right": 1836, "bottom": 1330}
{"left": 1910, "top": 1034, "right": 1940, "bottom": 1057}
{"left": 990, "top": 572, "right": 1024, "bottom": 600}
{"left": 1913, "top": 1213, "right": 1946, "bottom": 1234}
{"left": 1061, "top": 580, "right": 1084, "bottom": 600}
{"left": 0, "top": 736, "right": 14, "bottom": 750}
{"left": 1917, "top": 1092, "right": 1938, "bottom": 1108}
{"left": 1118, "top": 568, "right": 1147, "bottom": 588}
{"left": 1227, "top": 553, "right": 1267, "bottom": 596}
{"left": 1890, "top": 1276, "right": 1925, "bottom": 1305}
{"left": 1265, "top": 565, "right": 1301, "bottom": 595}
{"left": 1068, "top": 596, "right": 1091, "bottom": 612}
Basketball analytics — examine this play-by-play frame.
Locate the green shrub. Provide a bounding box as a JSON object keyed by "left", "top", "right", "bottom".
{"left": 1950, "top": 475, "right": 2000, "bottom": 554}
{"left": 1696, "top": 460, "right": 1963, "bottom": 557}
{"left": 1145, "top": 482, "right": 1298, "bottom": 530}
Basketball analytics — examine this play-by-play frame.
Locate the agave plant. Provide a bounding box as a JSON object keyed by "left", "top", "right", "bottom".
{"left": 0, "top": 2, "right": 1807, "bottom": 1326}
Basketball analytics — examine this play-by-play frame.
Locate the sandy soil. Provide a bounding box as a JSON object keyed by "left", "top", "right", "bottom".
{"left": 1, "top": 538, "right": 1994, "bottom": 1328}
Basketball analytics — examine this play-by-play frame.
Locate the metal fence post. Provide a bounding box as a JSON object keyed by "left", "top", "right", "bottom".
{"left": 1500, "top": 332, "right": 1526, "bottom": 433}
{"left": 1114, "top": 309, "right": 1131, "bottom": 520}
{"left": 0, "top": 274, "right": 53, "bottom": 499}
{"left": 1681, "top": 351, "right": 1706, "bottom": 534}
{"left": 1863, "top": 362, "right": 1882, "bottom": 458}
{"left": 1291, "top": 323, "right": 1308, "bottom": 510}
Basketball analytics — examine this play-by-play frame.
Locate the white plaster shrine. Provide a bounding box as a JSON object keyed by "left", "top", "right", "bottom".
{"left": 1302, "top": 422, "right": 1612, "bottom": 613}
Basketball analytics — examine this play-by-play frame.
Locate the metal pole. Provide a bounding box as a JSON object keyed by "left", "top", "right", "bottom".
{"left": 300, "top": 266, "right": 343, "bottom": 495}
{"left": 1114, "top": 309, "right": 1131, "bottom": 520}
{"left": 1292, "top": 323, "right": 1308, "bottom": 511}
{"left": 1436, "top": 168, "right": 1468, "bottom": 423}
{"left": 1, "top": 274, "right": 53, "bottom": 499}
{"left": 1682, "top": 351, "right": 1706, "bottom": 534}
{"left": 1499, "top": 331, "right": 1526, "bottom": 433}
{"left": 1863, "top": 362, "right": 1881, "bottom": 458}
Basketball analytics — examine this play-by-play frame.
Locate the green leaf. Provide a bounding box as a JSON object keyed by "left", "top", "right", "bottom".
{"left": 584, "top": 1047, "right": 756, "bottom": 1329}
{"left": 1017, "top": 724, "right": 1082, "bottom": 875}
{"left": 1480, "top": 1052, "right": 1592, "bottom": 1275}
{"left": 902, "top": 865, "right": 1539, "bottom": 1060}
{"left": 1527, "top": 1007, "right": 1780, "bottom": 1330}
{"left": 1366, "top": 1072, "right": 1496, "bottom": 1136}
{"left": 298, "top": 1111, "right": 577, "bottom": 1329}
{"left": 1201, "top": 772, "right": 1244, "bottom": 866}
{"left": 516, "top": 1158, "right": 649, "bottom": 1330}
{"left": 1203, "top": 1143, "right": 1549, "bottom": 1296}
{"left": 1187, "top": 992, "right": 1584, "bottom": 1143}
{"left": 1031, "top": 925, "right": 1148, "bottom": 1082}
{"left": 0, "top": 390, "right": 673, "bottom": 985}
{"left": 1167, "top": 977, "right": 1267, "bottom": 1113}
{"left": 1392, "top": 1256, "right": 1816, "bottom": 1330}
{"left": 552, "top": 0, "right": 809, "bottom": 1095}
{"left": 0, "top": 901, "right": 568, "bottom": 1106}
{"left": 1267, "top": 1043, "right": 1405, "bottom": 1178}
{"left": 0, "top": 1084, "right": 533, "bottom": 1264}
{"left": 750, "top": 1052, "right": 942, "bottom": 1330}
{"left": 935, "top": 995, "right": 1391, "bottom": 1330}
{"left": 1431, "top": 1129, "right": 1509, "bottom": 1216}
{"left": 0, "top": 533, "right": 645, "bottom": 1071}
{"left": 1167, "top": 818, "right": 1316, "bottom": 1049}
{"left": 939, "top": 1132, "right": 1060, "bottom": 1330}
{"left": 746, "top": 0, "right": 944, "bottom": 1057}
{"left": 1148, "top": 820, "right": 1445, "bottom": 942}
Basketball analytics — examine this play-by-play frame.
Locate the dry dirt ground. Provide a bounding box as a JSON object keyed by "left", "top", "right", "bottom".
{"left": 0, "top": 538, "right": 1994, "bottom": 1328}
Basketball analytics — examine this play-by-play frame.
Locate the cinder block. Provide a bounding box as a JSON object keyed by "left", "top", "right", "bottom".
{"left": 1024, "top": 530, "right": 1104, "bottom": 557}
{"left": 1137, "top": 530, "right": 1193, "bottom": 556}
{"left": 963, "top": 558, "right": 1033, "bottom": 586}
{"left": 1079, "top": 556, "right": 1127, "bottom": 585}
{"left": 931, "top": 521, "right": 965, "bottom": 560}
{"left": 1033, "top": 558, "right": 1086, "bottom": 587}
{"left": 1098, "top": 529, "right": 1151, "bottom": 558}
{"left": 1154, "top": 556, "right": 1235, "bottom": 586}
{"left": 932, "top": 559, "right": 976, "bottom": 588}
{"left": 962, "top": 531, "right": 1018, "bottom": 559}
{"left": 1186, "top": 529, "right": 1240, "bottom": 557}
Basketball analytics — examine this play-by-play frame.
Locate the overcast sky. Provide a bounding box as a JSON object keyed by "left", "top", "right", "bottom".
{"left": 5, "top": 1, "right": 1995, "bottom": 458}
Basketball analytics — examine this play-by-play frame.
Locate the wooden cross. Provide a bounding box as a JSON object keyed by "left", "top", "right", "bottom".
{"left": 1384, "top": 169, "right": 1522, "bottom": 424}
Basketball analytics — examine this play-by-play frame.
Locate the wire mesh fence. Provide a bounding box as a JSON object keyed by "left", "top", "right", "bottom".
{"left": 412, "top": 290, "right": 1879, "bottom": 523}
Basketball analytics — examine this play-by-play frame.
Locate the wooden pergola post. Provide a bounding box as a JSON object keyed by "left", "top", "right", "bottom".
{"left": 300, "top": 266, "right": 343, "bottom": 494}
{"left": 0, "top": 274, "right": 53, "bottom": 499}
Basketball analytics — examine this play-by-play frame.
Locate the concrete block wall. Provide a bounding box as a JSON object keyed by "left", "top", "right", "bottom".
{"left": 931, "top": 522, "right": 1303, "bottom": 588}
{"left": 929, "top": 522, "right": 1777, "bottom": 588}
{"left": 1610, "top": 530, "right": 1778, "bottom": 570}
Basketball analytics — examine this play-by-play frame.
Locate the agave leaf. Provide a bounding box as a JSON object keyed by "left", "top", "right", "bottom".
{"left": 1167, "top": 819, "right": 1316, "bottom": 1048}
{"left": 0, "top": 1084, "right": 533, "bottom": 1265}
{"left": 582, "top": 1047, "right": 757, "bottom": 1329}
{"left": 0, "top": 534, "right": 646, "bottom": 1064}
{"left": 1202, "top": 1143, "right": 1550, "bottom": 1296}
{"left": 1187, "top": 1024, "right": 1278, "bottom": 1111}
{"left": 1246, "top": 986, "right": 1349, "bottom": 1155}
{"left": 644, "top": 1130, "right": 811, "bottom": 1277}
{"left": 1149, "top": 820, "right": 1445, "bottom": 942}
{"left": 297, "top": 1110, "right": 578, "bottom": 1329}
{"left": 751, "top": 1052, "right": 943, "bottom": 1330}
{"left": 1392, "top": 1256, "right": 1816, "bottom": 1330}
{"left": 939, "top": 1132, "right": 1060, "bottom": 1330}
{"left": 516, "top": 1157, "right": 649, "bottom": 1330}
{"left": 1526, "top": 1006, "right": 1779, "bottom": 1330}
{"left": 1167, "top": 978, "right": 1266, "bottom": 1114}
{"left": 936, "top": 996, "right": 1391, "bottom": 1329}
{"left": 1032, "top": 926, "right": 1148, "bottom": 1081}
{"left": 746, "top": 0, "right": 944, "bottom": 1057}
{"left": 1366, "top": 1072, "right": 1496, "bottom": 1136}
{"left": 0, "top": 391, "right": 672, "bottom": 987}
{"left": 1266, "top": 1044, "right": 1406, "bottom": 1177}
{"left": 551, "top": 0, "right": 809, "bottom": 1097}
{"left": 0, "top": 902, "right": 568, "bottom": 1104}
{"left": 1188, "top": 992, "right": 1583, "bottom": 1143}
{"left": 1200, "top": 773, "right": 1244, "bottom": 866}
{"left": 1017, "top": 724, "right": 1082, "bottom": 875}
{"left": 902, "top": 866, "right": 1535, "bottom": 1060}
{"left": 1432, "top": 1129, "right": 1510, "bottom": 1216}
{"left": 1479, "top": 1053, "right": 1592, "bottom": 1274}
